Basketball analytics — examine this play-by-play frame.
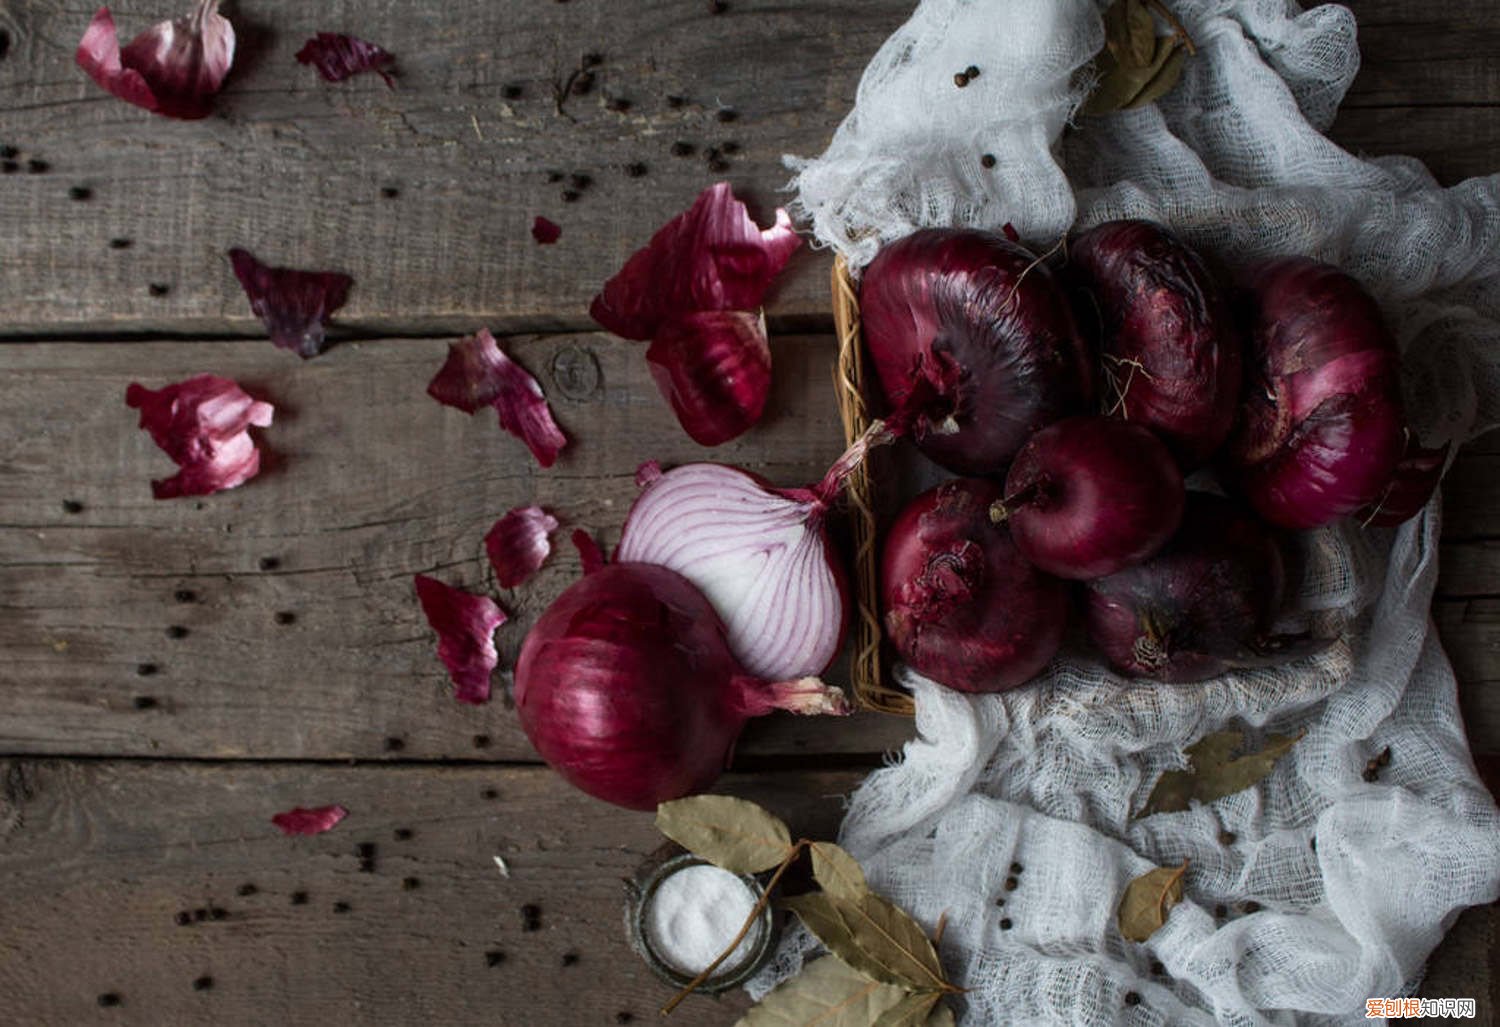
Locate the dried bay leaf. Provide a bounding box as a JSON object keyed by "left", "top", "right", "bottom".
{"left": 810, "top": 842, "right": 869, "bottom": 901}
{"left": 784, "top": 892, "right": 947, "bottom": 992}
{"left": 1125, "top": 37, "right": 1187, "bottom": 110}
{"left": 1137, "top": 729, "right": 1305, "bottom": 818}
{"left": 734, "top": 955, "right": 909, "bottom": 1027}
{"left": 1118, "top": 860, "right": 1189, "bottom": 942}
{"left": 1084, "top": 0, "right": 1193, "bottom": 115}
{"left": 926, "top": 1002, "right": 956, "bottom": 1027}
{"left": 1103, "top": 0, "right": 1156, "bottom": 67}
{"left": 656, "top": 795, "right": 793, "bottom": 874}
{"left": 872, "top": 990, "right": 942, "bottom": 1027}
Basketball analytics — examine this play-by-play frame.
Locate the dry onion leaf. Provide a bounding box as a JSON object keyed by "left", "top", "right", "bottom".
{"left": 531, "top": 216, "right": 562, "bottom": 245}
{"left": 570, "top": 529, "right": 605, "bottom": 575}
{"left": 76, "top": 0, "right": 234, "bottom": 119}
{"left": 125, "top": 374, "right": 273, "bottom": 499}
{"left": 228, "top": 249, "right": 353, "bottom": 359}
{"left": 1137, "top": 728, "right": 1305, "bottom": 818}
{"left": 295, "top": 33, "right": 395, "bottom": 87}
{"left": 413, "top": 574, "right": 507, "bottom": 705}
{"left": 484, "top": 506, "right": 559, "bottom": 589}
{"left": 655, "top": 795, "right": 794, "bottom": 874}
{"left": 426, "top": 329, "right": 569, "bottom": 467}
{"left": 646, "top": 310, "right": 772, "bottom": 447}
{"left": 271, "top": 804, "right": 348, "bottom": 836}
{"left": 1117, "top": 860, "right": 1188, "bottom": 942}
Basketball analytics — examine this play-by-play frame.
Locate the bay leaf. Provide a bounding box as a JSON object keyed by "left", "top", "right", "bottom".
{"left": 926, "top": 1001, "right": 957, "bottom": 1027}
{"left": 1103, "top": 0, "right": 1156, "bottom": 68}
{"left": 1118, "top": 860, "right": 1189, "bottom": 942}
{"left": 872, "top": 990, "right": 941, "bottom": 1027}
{"left": 1125, "top": 38, "right": 1187, "bottom": 110}
{"left": 785, "top": 891, "right": 947, "bottom": 992}
{"left": 1137, "top": 729, "right": 1305, "bottom": 817}
{"left": 810, "top": 842, "right": 869, "bottom": 902}
{"left": 734, "top": 955, "right": 909, "bottom": 1027}
{"left": 656, "top": 795, "right": 793, "bottom": 874}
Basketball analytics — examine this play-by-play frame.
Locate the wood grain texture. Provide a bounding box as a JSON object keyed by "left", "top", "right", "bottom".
{"left": 0, "top": 335, "right": 913, "bottom": 760}
{"left": 0, "top": 760, "right": 862, "bottom": 1026}
{"left": 0, "top": 0, "right": 1495, "bottom": 337}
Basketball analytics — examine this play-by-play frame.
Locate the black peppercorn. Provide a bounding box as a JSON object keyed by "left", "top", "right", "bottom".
{"left": 715, "top": 108, "right": 738, "bottom": 123}
{"left": 0, "top": 160, "right": 17, "bottom": 174}
{"left": 148, "top": 283, "right": 171, "bottom": 297}
{"left": 561, "top": 189, "right": 581, "bottom": 203}
{"left": 384, "top": 736, "right": 404, "bottom": 752}
{"left": 401, "top": 877, "right": 420, "bottom": 891}
{"left": 258, "top": 556, "right": 280, "bottom": 571}
{"left": 502, "top": 84, "right": 523, "bottom": 100}
{"left": 954, "top": 72, "right": 970, "bottom": 88}
{"left": 569, "top": 172, "right": 591, "bottom": 190}
{"left": 274, "top": 611, "right": 296, "bottom": 625}
{"left": 1004, "top": 876, "right": 1018, "bottom": 891}
{"left": 174, "top": 589, "right": 196, "bottom": 603}
{"left": 666, "top": 95, "right": 687, "bottom": 109}
{"left": 193, "top": 976, "right": 213, "bottom": 991}
{"left": 68, "top": 185, "right": 92, "bottom": 201}
{"left": 624, "top": 162, "right": 648, "bottom": 178}
{"left": 394, "top": 828, "right": 414, "bottom": 841}
{"left": 136, "top": 663, "right": 158, "bottom": 677}
{"left": 1124, "top": 991, "right": 1141, "bottom": 1007}
{"left": 486, "top": 950, "right": 506, "bottom": 967}
{"left": 521, "top": 903, "right": 542, "bottom": 931}
{"left": 1010, "top": 862, "right": 1023, "bottom": 874}
{"left": 109, "top": 238, "right": 133, "bottom": 250}
{"left": 97, "top": 993, "right": 121, "bottom": 1007}
{"left": 291, "top": 891, "right": 309, "bottom": 906}
{"left": 333, "top": 901, "right": 351, "bottom": 914}
{"left": 1218, "top": 830, "right": 1237, "bottom": 846}
{"left": 380, "top": 186, "right": 400, "bottom": 199}
{"left": 62, "top": 499, "right": 85, "bottom": 513}
{"left": 981, "top": 153, "right": 997, "bottom": 169}
{"left": 1214, "top": 904, "right": 1227, "bottom": 919}
{"left": 616, "top": 1013, "right": 636, "bottom": 1025}
{"left": 133, "top": 696, "right": 158, "bottom": 710}
{"left": 965, "top": 65, "right": 980, "bottom": 78}
{"left": 472, "top": 734, "right": 491, "bottom": 749}
{"left": 208, "top": 907, "right": 227, "bottom": 921}
{"left": 482, "top": 788, "right": 499, "bottom": 800}
{"left": 27, "top": 158, "right": 49, "bottom": 174}
{"left": 561, "top": 951, "right": 579, "bottom": 967}
{"left": 606, "top": 97, "right": 631, "bottom": 113}
{"left": 175, "top": 911, "right": 192, "bottom": 926}
{"left": 670, "top": 141, "right": 695, "bottom": 157}
{"left": 236, "top": 883, "right": 257, "bottom": 897}
{"left": 166, "top": 625, "right": 188, "bottom": 639}
{"left": 998, "top": 917, "right": 1012, "bottom": 930}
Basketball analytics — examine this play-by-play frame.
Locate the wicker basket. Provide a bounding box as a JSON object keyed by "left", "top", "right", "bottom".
{"left": 831, "top": 255, "right": 916, "bottom": 717}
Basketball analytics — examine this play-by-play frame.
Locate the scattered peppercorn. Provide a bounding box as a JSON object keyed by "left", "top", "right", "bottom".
{"left": 194, "top": 908, "right": 209, "bottom": 922}
{"left": 1241, "top": 900, "right": 1261, "bottom": 914}
{"left": 1217, "top": 830, "right": 1237, "bottom": 846}
{"left": 61, "top": 499, "right": 84, "bottom": 513}
{"left": 258, "top": 557, "right": 280, "bottom": 571}
{"left": 274, "top": 611, "right": 296, "bottom": 626}
{"left": 709, "top": 0, "right": 728, "bottom": 12}
{"left": 486, "top": 950, "right": 506, "bottom": 967}
{"left": 624, "top": 162, "right": 648, "bottom": 178}
{"left": 136, "top": 663, "right": 158, "bottom": 677}
{"left": 1376, "top": 746, "right": 1391, "bottom": 767}
{"left": 571, "top": 71, "right": 594, "bottom": 96}
{"left": 954, "top": 72, "right": 970, "bottom": 88}
{"left": 0, "top": 31, "right": 8, "bottom": 59}
{"left": 1124, "top": 991, "right": 1141, "bottom": 1007}
{"left": 616, "top": 1014, "right": 636, "bottom": 1025}
{"left": 606, "top": 96, "right": 631, "bottom": 113}
{"left": 1004, "top": 876, "right": 1018, "bottom": 891}
{"left": 482, "top": 788, "right": 499, "bottom": 800}
{"left": 561, "top": 951, "right": 579, "bottom": 967}
{"left": 1150, "top": 960, "right": 1165, "bottom": 976}
{"left": 401, "top": 877, "right": 420, "bottom": 891}
{"left": 545, "top": 170, "right": 564, "bottom": 183}
{"left": 174, "top": 911, "right": 192, "bottom": 926}
{"left": 0, "top": 146, "right": 14, "bottom": 160}
{"left": 1309, "top": 837, "right": 1317, "bottom": 851}
{"left": 109, "top": 238, "right": 133, "bottom": 250}
{"left": 670, "top": 141, "right": 695, "bottom": 157}
{"left": 166, "top": 625, "right": 189, "bottom": 639}
{"left": 68, "top": 185, "right": 92, "bottom": 201}
{"left": 1, "top": 161, "right": 17, "bottom": 174}
{"left": 380, "top": 186, "right": 400, "bottom": 199}
{"left": 582, "top": 52, "right": 604, "bottom": 69}
{"left": 720, "top": 141, "right": 741, "bottom": 155}
{"left": 236, "top": 883, "right": 257, "bottom": 897}
{"left": 560, "top": 189, "right": 580, "bottom": 203}
{"left": 1213, "top": 904, "right": 1227, "bottom": 919}
{"left": 521, "top": 903, "right": 542, "bottom": 931}
{"left": 208, "top": 907, "right": 227, "bottom": 921}
{"left": 291, "top": 891, "right": 309, "bottom": 906}
{"left": 358, "top": 842, "right": 376, "bottom": 859}
{"left": 133, "top": 696, "right": 158, "bottom": 710}
{"left": 333, "top": 901, "right": 351, "bottom": 914}
{"left": 965, "top": 65, "right": 980, "bottom": 78}
{"left": 174, "top": 589, "right": 196, "bottom": 603}
{"left": 384, "top": 736, "right": 404, "bottom": 752}
{"left": 994, "top": 897, "right": 1005, "bottom": 907}
{"left": 148, "top": 283, "right": 171, "bottom": 297}
{"left": 666, "top": 95, "right": 687, "bottom": 109}
{"left": 472, "top": 734, "right": 491, "bottom": 749}
{"left": 707, "top": 156, "right": 730, "bottom": 173}
{"left": 1010, "top": 862, "right": 1023, "bottom": 874}
{"left": 715, "top": 108, "right": 738, "bottom": 123}
{"left": 569, "top": 172, "right": 592, "bottom": 190}
{"left": 980, "top": 153, "right": 997, "bottom": 169}
{"left": 26, "top": 158, "right": 49, "bottom": 174}
{"left": 97, "top": 993, "right": 121, "bottom": 1008}
{"left": 193, "top": 976, "right": 213, "bottom": 992}
{"left": 502, "top": 84, "right": 524, "bottom": 100}
{"left": 394, "top": 828, "right": 413, "bottom": 841}
{"left": 998, "top": 918, "right": 1012, "bottom": 930}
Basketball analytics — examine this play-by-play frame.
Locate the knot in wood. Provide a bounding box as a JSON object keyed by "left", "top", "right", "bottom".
{"left": 550, "top": 344, "right": 601, "bottom": 401}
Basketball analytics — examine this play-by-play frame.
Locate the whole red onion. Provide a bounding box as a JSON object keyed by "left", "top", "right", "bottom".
{"left": 997, "top": 416, "right": 1184, "bottom": 580}
{"left": 515, "top": 563, "right": 847, "bottom": 810}
{"left": 882, "top": 478, "right": 1068, "bottom": 693}
{"left": 1084, "top": 492, "right": 1297, "bottom": 682}
{"left": 1068, "top": 219, "right": 1240, "bottom": 468}
{"left": 1225, "top": 258, "right": 1405, "bottom": 529}
{"left": 861, "top": 229, "right": 1094, "bottom": 475}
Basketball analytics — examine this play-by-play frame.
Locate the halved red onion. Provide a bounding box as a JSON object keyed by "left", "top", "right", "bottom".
{"left": 532, "top": 216, "right": 562, "bottom": 245}
{"left": 272, "top": 804, "right": 348, "bottom": 836}
{"left": 484, "top": 506, "right": 558, "bottom": 589}
{"left": 414, "top": 574, "right": 507, "bottom": 705}
{"left": 571, "top": 530, "right": 606, "bottom": 575}
{"left": 295, "top": 33, "right": 395, "bottom": 87}
{"left": 125, "top": 374, "right": 273, "bottom": 499}
{"left": 426, "top": 329, "right": 569, "bottom": 468}
{"left": 228, "top": 249, "right": 353, "bottom": 359}
{"left": 616, "top": 463, "right": 848, "bottom": 681}
{"left": 1361, "top": 436, "right": 1451, "bottom": 527}
{"left": 589, "top": 182, "right": 801, "bottom": 341}
{"left": 647, "top": 310, "right": 771, "bottom": 447}
{"left": 1226, "top": 258, "right": 1406, "bottom": 529}
{"left": 77, "top": 1, "right": 234, "bottom": 119}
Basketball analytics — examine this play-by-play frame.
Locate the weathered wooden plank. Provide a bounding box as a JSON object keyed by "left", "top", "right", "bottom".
{"left": 0, "top": 335, "right": 914, "bottom": 760}
{"left": 1436, "top": 599, "right": 1500, "bottom": 757}
{"left": 1414, "top": 903, "right": 1498, "bottom": 1026}
{"left": 1443, "top": 431, "right": 1500, "bottom": 541}
{"left": 0, "top": 0, "right": 1497, "bottom": 337}
{"left": 0, "top": 760, "right": 864, "bottom": 1025}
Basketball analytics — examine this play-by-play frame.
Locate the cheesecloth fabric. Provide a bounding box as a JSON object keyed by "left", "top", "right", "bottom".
{"left": 747, "top": 1, "right": 1500, "bottom": 1023}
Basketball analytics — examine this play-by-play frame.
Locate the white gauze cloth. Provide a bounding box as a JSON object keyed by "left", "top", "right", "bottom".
{"left": 749, "top": 1, "right": 1500, "bottom": 1024}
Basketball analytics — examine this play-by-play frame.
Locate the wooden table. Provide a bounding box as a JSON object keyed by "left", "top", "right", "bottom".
{"left": 0, "top": 1, "right": 1494, "bottom": 1023}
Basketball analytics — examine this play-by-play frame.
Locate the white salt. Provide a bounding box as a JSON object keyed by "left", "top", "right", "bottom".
{"left": 644, "top": 863, "right": 762, "bottom": 977}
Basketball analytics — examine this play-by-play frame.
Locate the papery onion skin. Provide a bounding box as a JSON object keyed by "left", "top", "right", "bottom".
{"left": 882, "top": 478, "right": 1068, "bottom": 693}
{"left": 514, "top": 563, "right": 847, "bottom": 810}
{"left": 860, "top": 228, "right": 1093, "bottom": 475}
{"left": 1084, "top": 492, "right": 1287, "bottom": 682}
{"left": 615, "top": 462, "right": 848, "bottom": 680}
{"left": 999, "top": 416, "right": 1184, "bottom": 580}
{"left": 1068, "top": 220, "right": 1240, "bottom": 469}
{"left": 1360, "top": 437, "right": 1450, "bottom": 527}
{"left": 646, "top": 310, "right": 771, "bottom": 447}
{"left": 77, "top": 1, "right": 235, "bottom": 120}
{"left": 1226, "top": 258, "right": 1405, "bottom": 530}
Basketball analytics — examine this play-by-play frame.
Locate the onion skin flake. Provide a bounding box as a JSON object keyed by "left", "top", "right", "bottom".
{"left": 76, "top": 1, "right": 235, "bottom": 119}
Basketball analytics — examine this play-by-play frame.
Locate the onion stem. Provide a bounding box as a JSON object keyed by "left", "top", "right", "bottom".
{"left": 989, "top": 479, "right": 1046, "bottom": 523}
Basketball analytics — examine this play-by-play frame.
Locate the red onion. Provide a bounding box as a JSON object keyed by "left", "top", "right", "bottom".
{"left": 1225, "top": 258, "right": 1406, "bottom": 529}
{"left": 994, "top": 416, "right": 1184, "bottom": 580}
{"left": 882, "top": 478, "right": 1068, "bottom": 693}
{"left": 514, "top": 563, "right": 848, "bottom": 810}
{"left": 1084, "top": 492, "right": 1307, "bottom": 682}
{"left": 646, "top": 311, "right": 771, "bottom": 448}
{"left": 613, "top": 425, "right": 894, "bottom": 680}
{"left": 1068, "top": 220, "right": 1240, "bottom": 468}
{"left": 860, "top": 228, "right": 1094, "bottom": 474}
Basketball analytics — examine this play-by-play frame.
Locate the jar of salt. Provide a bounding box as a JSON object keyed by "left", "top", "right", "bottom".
{"left": 626, "top": 853, "right": 777, "bottom": 993}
